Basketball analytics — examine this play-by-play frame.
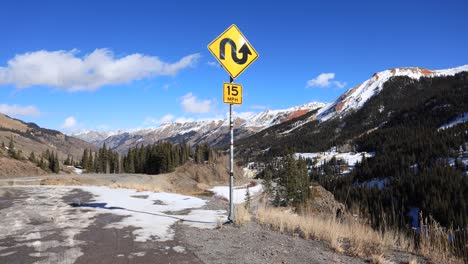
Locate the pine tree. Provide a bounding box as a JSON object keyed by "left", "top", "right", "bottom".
{"left": 8, "top": 135, "right": 15, "bottom": 157}
{"left": 64, "top": 155, "right": 71, "bottom": 166}
{"left": 15, "top": 150, "right": 23, "bottom": 160}
{"left": 87, "top": 150, "right": 94, "bottom": 172}
{"left": 48, "top": 151, "right": 55, "bottom": 172}
{"left": 44, "top": 149, "right": 51, "bottom": 160}
{"left": 53, "top": 153, "right": 60, "bottom": 173}
{"left": 244, "top": 187, "right": 251, "bottom": 210}
{"left": 274, "top": 188, "right": 281, "bottom": 207}
{"left": 28, "top": 152, "right": 37, "bottom": 163}
{"left": 38, "top": 156, "right": 46, "bottom": 170}
{"left": 262, "top": 167, "right": 273, "bottom": 195}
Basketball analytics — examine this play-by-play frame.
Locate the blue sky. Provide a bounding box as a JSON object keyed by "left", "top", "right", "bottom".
{"left": 0, "top": 0, "right": 467, "bottom": 133}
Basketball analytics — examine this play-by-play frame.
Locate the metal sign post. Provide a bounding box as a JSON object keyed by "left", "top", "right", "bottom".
{"left": 208, "top": 24, "right": 259, "bottom": 224}
{"left": 228, "top": 77, "right": 234, "bottom": 222}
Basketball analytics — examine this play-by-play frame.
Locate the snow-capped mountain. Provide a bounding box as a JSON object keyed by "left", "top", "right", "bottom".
{"left": 73, "top": 102, "right": 326, "bottom": 154}
{"left": 235, "top": 64, "right": 468, "bottom": 157}
{"left": 72, "top": 130, "right": 127, "bottom": 145}
{"left": 317, "top": 65, "right": 468, "bottom": 121}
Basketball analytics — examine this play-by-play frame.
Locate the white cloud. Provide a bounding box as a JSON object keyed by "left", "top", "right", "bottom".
{"left": 207, "top": 61, "right": 221, "bottom": 68}
{"left": 0, "top": 49, "right": 201, "bottom": 91}
{"left": 62, "top": 116, "right": 77, "bottom": 128}
{"left": 0, "top": 104, "right": 41, "bottom": 117}
{"left": 306, "top": 73, "right": 346, "bottom": 88}
{"left": 180, "top": 93, "right": 212, "bottom": 114}
{"left": 144, "top": 114, "right": 174, "bottom": 125}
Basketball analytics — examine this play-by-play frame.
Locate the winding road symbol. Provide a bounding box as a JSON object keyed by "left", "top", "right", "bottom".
{"left": 219, "top": 38, "right": 252, "bottom": 65}
{"left": 208, "top": 24, "right": 259, "bottom": 79}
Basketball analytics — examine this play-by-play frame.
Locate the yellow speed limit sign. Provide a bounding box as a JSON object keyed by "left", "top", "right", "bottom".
{"left": 223, "top": 83, "right": 242, "bottom": 104}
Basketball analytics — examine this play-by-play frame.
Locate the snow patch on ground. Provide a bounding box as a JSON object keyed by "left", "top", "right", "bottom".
{"left": 181, "top": 209, "right": 226, "bottom": 229}
{"left": 172, "top": 246, "right": 186, "bottom": 253}
{"left": 0, "top": 187, "right": 91, "bottom": 263}
{"left": 78, "top": 186, "right": 226, "bottom": 242}
{"left": 210, "top": 184, "right": 263, "bottom": 204}
{"left": 0, "top": 185, "right": 227, "bottom": 248}
{"left": 66, "top": 166, "right": 83, "bottom": 174}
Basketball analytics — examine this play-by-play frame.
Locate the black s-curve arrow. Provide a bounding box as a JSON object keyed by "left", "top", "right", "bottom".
{"left": 219, "top": 38, "right": 252, "bottom": 65}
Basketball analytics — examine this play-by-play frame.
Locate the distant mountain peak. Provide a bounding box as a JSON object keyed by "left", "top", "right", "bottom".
{"left": 72, "top": 101, "right": 326, "bottom": 153}
{"left": 317, "top": 65, "right": 468, "bottom": 121}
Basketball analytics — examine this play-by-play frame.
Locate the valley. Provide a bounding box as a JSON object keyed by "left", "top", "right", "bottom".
{"left": 0, "top": 2, "right": 467, "bottom": 257}
{"left": 1, "top": 65, "right": 468, "bottom": 263}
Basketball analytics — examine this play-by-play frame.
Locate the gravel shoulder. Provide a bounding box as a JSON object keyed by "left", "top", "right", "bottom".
{"left": 178, "top": 195, "right": 365, "bottom": 264}
{"left": 179, "top": 221, "right": 366, "bottom": 264}
{"left": 179, "top": 195, "right": 428, "bottom": 264}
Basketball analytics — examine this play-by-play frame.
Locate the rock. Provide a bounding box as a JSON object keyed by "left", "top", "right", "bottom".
{"left": 307, "top": 185, "right": 346, "bottom": 217}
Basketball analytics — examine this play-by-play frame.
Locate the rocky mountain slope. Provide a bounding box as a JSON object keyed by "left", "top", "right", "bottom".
{"left": 0, "top": 113, "right": 95, "bottom": 162}
{"left": 317, "top": 65, "right": 468, "bottom": 121}
{"left": 236, "top": 65, "right": 468, "bottom": 157}
{"left": 73, "top": 102, "right": 326, "bottom": 154}
{"left": 74, "top": 65, "right": 468, "bottom": 156}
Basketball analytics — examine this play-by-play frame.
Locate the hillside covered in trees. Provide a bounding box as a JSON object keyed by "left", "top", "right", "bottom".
{"left": 80, "top": 142, "right": 216, "bottom": 175}
{"left": 252, "top": 72, "right": 468, "bottom": 233}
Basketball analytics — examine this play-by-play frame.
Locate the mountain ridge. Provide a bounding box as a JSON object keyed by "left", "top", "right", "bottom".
{"left": 316, "top": 65, "right": 468, "bottom": 122}
{"left": 72, "top": 65, "right": 468, "bottom": 155}
{"left": 72, "top": 102, "right": 326, "bottom": 154}
{"left": 0, "top": 113, "right": 95, "bottom": 163}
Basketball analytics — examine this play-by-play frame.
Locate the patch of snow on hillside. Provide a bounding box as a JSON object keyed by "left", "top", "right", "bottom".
{"left": 66, "top": 166, "right": 83, "bottom": 174}
{"left": 295, "top": 149, "right": 375, "bottom": 167}
{"left": 317, "top": 65, "right": 468, "bottom": 122}
{"left": 359, "top": 178, "right": 388, "bottom": 190}
{"left": 438, "top": 113, "right": 468, "bottom": 130}
{"left": 210, "top": 184, "right": 263, "bottom": 204}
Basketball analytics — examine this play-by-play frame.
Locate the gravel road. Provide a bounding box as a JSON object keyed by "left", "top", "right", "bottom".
{"left": 0, "top": 182, "right": 426, "bottom": 264}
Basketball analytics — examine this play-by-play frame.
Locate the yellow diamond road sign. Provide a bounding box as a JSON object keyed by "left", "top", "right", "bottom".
{"left": 208, "top": 24, "right": 259, "bottom": 79}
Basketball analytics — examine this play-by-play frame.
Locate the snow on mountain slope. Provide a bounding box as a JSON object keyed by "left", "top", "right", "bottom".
{"left": 438, "top": 113, "right": 468, "bottom": 130}
{"left": 317, "top": 65, "right": 468, "bottom": 121}
{"left": 73, "top": 102, "right": 326, "bottom": 152}
{"left": 72, "top": 130, "right": 127, "bottom": 143}
{"left": 232, "top": 102, "right": 326, "bottom": 128}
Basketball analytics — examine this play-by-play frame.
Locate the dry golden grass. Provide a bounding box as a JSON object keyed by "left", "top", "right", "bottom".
{"left": 0, "top": 113, "right": 29, "bottom": 132}
{"left": 176, "top": 155, "right": 245, "bottom": 186}
{"left": 370, "top": 254, "right": 391, "bottom": 264}
{"left": 109, "top": 183, "right": 163, "bottom": 193}
{"left": 256, "top": 206, "right": 413, "bottom": 258}
{"left": 256, "top": 206, "right": 465, "bottom": 263}
{"left": 234, "top": 205, "right": 251, "bottom": 226}
{"left": 416, "top": 215, "right": 464, "bottom": 264}
{"left": 408, "top": 257, "right": 417, "bottom": 264}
